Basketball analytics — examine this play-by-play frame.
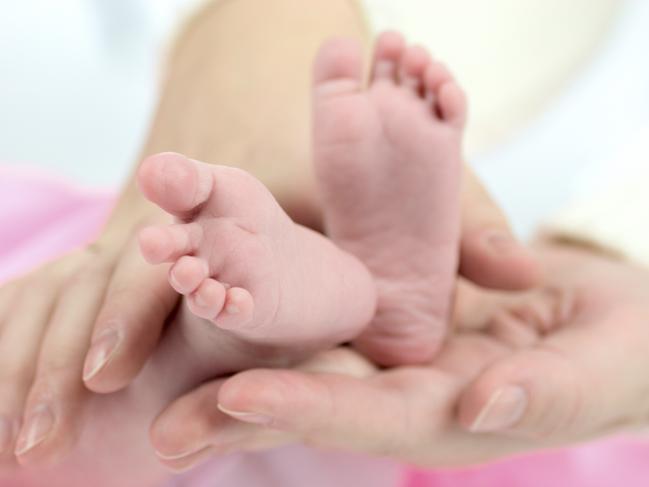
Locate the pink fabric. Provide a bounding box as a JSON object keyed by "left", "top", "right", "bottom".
{"left": 0, "top": 166, "right": 114, "bottom": 282}
{"left": 3, "top": 165, "right": 649, "bottom": 487}
{"left": 173, "top": 446, "right": 402, "bottom": 487}
{"left": 404, "top": 437, "right": 649, "bottom": 487}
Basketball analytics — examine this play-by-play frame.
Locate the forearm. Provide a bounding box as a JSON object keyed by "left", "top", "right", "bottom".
{"left": 107, "top": 0, "right": 370, "bottom": 236}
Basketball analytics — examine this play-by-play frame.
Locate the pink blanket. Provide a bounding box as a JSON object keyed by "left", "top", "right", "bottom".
{"left": 3, "top": 165, "right": 649, "bottom": 486}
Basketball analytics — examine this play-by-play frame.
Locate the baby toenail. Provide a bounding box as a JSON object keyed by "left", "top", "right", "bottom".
{"left": 15, "top": 404, "right": 54, "bottom": 456}
{"left": 195, "top": 293, "right": 208, "bottom": 308}
{"left": 226, "top": 304, "right": 240, "bottom": 315}
{"left": 83, "top": 328, "right": 122, "bottom": 382}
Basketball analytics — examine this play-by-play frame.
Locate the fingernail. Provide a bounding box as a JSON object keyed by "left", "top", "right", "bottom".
{"left": 0, "top": 416, "right": 16, "bottom": 454}
{"left": 155, "top": 446, "right": 206, "bottom": 461}
{"left": 470, "top": 386, "right": 528, "bottom": 432}
{"left": 83, "top": 328, "right": 122, "bottom": 381}
{"left": 485, "top": 231, "right": 521, "bottom": 255}
{"left": 14, "top": 405, "right": 54, "bottom": 456}
{"left": 217, "top": 404, "right": 272, "bottom": 425}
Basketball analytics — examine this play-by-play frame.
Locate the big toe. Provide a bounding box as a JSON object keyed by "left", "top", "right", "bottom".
{"left": 313, "top": 37, "right": 363, "bottom": 95}
{"left": 138, "top": 152, "right": 213, "bottom": 218}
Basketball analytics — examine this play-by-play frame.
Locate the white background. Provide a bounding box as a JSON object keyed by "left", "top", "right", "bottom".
{"left": 1, "top": 0, "right": 648, "bottom": 237}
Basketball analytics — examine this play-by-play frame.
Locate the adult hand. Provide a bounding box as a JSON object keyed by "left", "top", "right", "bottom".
{"left": 0, "top": 154, "right": 537, "bottom": 469}
{"left": 149, "top": 243, "right": 649, "bottom": 470}
{"left": 0, "top": 201, "right": 178, "bottom": 466}
{"left": 457, "top": 243, "right": 649, "bottom": 439}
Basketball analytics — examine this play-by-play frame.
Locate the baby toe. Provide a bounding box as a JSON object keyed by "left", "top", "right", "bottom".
{"left": 139, "top": 223, "right": 202, "bottom": 264}
{"left": 371, "top": 31, "right": 406, "bottom": 83}
{"left": 399, "top": 45, "right": 431, "bottom": 95}
{"left": 169, "top": 256, "right": 209, "bottom": 295}
{"left": 437, "top": 82, "right": 468, "bottom": 128}
{"left": 212, "top": 287, "right": 254, "bottom": 331}
{"left": 424, "top": 61, "right": 454, "bottom": 93}
{"left": 424, "top": 62, "right": 464, "bottom": 122}
{"left": 187, "top": 279, "right": 227, "bottom": 320}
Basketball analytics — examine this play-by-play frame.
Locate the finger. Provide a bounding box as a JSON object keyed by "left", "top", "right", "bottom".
{"left": 457, "top": 318, "right": 644, "bottom": 440}
{"left": 150, "top": 379, "right": 231, "bottom": 462}
{"left": 0, "top": 280, "right": 20, "bottom": 329}
{"left": 217, "top": 366, "right": 549, "bottom": 467}
{"left": 216, "top": 368, "right": 433, "bottom": 456}
{"left": 150, "top": 379, "right": 294, "bottom": 468}
{"left": 156, "top": 426, "right": 292, "bottom": 473}
{"left": 150, "top": 348, "right": 372, "bottom": 466}
{"left": 460, "top": 165, "right": 542, "bottom": 290}
{"left": 457, "top": 348, "right": 580, "bottom": 439}
{"left": 451, "top": 278, "right": 546, "bottom": 336}
{"left": 0, "top": 282, "right": 57, "bottom": 462}
{"left": 157, "top": 446, "right": 216, "bottom": 473}
{"left": 14, "top": 259, "right": 113, "bottom": 465}
{"left": 83, "top": 240, "right": 178, "bottom": 393}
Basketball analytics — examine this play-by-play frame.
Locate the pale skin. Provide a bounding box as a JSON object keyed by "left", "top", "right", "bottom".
{"left": 0, "top": 0, "right": 540, "bottom": 483}
{"left": 312, "top": 32, "right": 466, "bottom": 365}
{"left": 2, "top": 0, "right": 377, "bottom": 480}
{"left": 139, "top": 21, "right": 649, "bottom": 471}
{"left": 134, "top": 30, "right": 471, "bottom": 467}
{"left": 170, "top": 242, "right": 649, "bottom": 471}
{"left": 132, "top": 30, "right": 470, "bottom": 378}
{"left": 137, "top": 151, "right": 377, "bottom": 356}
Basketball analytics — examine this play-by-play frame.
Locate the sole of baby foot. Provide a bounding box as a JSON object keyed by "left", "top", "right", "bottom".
{"left": 313, "top": 32, "right": 467, "bottom": 365}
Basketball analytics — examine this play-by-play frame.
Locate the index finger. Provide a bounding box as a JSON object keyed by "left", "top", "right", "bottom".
{"left": 83, "top": 238, "right": 178, "bottom": 393}
{"left": 459, "top": 165, "right": 542, "bottom": 290}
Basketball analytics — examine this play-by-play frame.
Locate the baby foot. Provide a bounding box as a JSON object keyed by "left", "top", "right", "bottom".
{"left": 137, "top": 153, "right": 375, "bottom": 371}
{"left": 312, "top": 32, "right": 467, "bottom": 365}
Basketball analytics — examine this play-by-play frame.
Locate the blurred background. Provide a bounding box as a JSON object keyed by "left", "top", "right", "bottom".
{"left": 1, "top": 0, "right": 648, "bottom": 237}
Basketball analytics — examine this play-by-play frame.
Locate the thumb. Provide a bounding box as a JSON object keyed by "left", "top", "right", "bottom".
{"left": 216, "top": 368, "right": 418, "bottom": 456}
{"left": 457, "top": 347, "right": 586, "bottom": 440}
{"left": 460, "top": 165, "right": 541, "bottom": 291}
